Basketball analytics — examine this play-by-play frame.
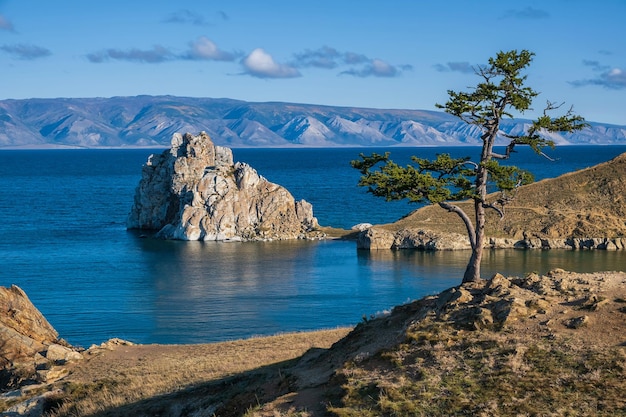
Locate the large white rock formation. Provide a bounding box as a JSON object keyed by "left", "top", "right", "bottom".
{"left": 127, "top": 132, "right": 320, "bottom": 241}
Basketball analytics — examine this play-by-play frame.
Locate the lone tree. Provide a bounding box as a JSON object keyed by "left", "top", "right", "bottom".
{"left": 352, "top": 50, "right": 587, "bottom": 283}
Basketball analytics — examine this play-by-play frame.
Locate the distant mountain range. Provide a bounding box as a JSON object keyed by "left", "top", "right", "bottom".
{"left": 0, "top": 95, "right": 624, "bottom": 148}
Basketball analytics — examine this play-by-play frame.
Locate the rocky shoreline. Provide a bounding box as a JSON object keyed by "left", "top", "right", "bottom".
{"left": 355, "top": 226, "right": 626, "bottom": 251}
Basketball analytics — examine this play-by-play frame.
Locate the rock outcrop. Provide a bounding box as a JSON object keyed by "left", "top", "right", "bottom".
{"left": 0, "top": 285, "right": 82, "bottom": 389}
{"left": 357, "top": 227, "right": 470, "bottom": 250}
{"left": 127, "top": 132, "right": 320, "bottom": 241}
{"left": 357, "top": 227, "right": 626, "bottom": 251}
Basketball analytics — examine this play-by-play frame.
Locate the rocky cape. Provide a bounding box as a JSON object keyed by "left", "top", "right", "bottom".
{"left": 127, "top": 131, "right": 320, "bottom": 241}
{"left": 357, "top": 151, "right": 626, "bottom": 251}
{"left": 0, "top": 95, "right": 624, "bottom": 148}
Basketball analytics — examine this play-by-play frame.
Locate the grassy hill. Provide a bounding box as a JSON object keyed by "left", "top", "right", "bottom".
{"left": 382, "top": 151, "right": 626, "bottom": 241}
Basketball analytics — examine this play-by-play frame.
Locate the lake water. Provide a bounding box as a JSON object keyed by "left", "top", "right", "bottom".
{"left": 1, "top": 145, "right": 625, "bottom": 346}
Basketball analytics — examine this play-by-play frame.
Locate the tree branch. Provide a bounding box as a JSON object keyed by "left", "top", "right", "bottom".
{"left": 438, "top": 202, "right": 476, "bottom": 249}
{"left": 537, "top": 150, "right": 556, "bottom": 161}
{"left": 482, "top": 201, "right": 504, "bottom": 218}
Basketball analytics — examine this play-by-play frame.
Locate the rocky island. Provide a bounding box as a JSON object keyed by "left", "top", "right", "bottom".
{"left": 127, "top": 132, "right": 320, "bottom": 241}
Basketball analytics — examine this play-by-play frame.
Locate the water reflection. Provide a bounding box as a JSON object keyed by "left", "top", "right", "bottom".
{"left": 359, "top": 248, "right": 626, "bottom": 277}
{"left": 133, "top": 239, "right": 319, "bottom": 342}
{"left": 128, "top": 236, "right": 626, "bottom": 344}
{"left": 480, "top": 249, "right": 626, "bottom": 275}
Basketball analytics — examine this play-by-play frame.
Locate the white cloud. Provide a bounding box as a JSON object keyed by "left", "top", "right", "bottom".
{"left": 292, "top": 46, "right": 408, "bottom": 78}
{"left": 162, "top": 9, "right": 209, "bottom": 26}
{"left": 185, "top": 36, "right": 236, "bottom": 61}
{"left": 87, "top": 46, "right": 174, "bottom": 63}
{"left": 570, "top": 60, "right": 626, "bottom": 90}
{"left": 502, "top": 7, "right": 550, "bottom": 19}
{"left": 241, "top": 48, "right": 300, "bottom": 79}
{"left": 370, "top": 59, "right": 397, "bottom": 77}
{"left": 434, "top": 61, "right": 474, "bottom": 74}
{"left": 293, "top": 46, "right": 341, "bottom": 69}
{"left": 606, "top": 68, "right": 626, "bottom": 87}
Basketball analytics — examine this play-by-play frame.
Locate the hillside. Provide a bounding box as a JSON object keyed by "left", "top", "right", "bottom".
{"left": 375, "top": 151, "right": 626, "bottom": 245}
{"left": 0, "top": 96, "right": 625, "bottom": 148}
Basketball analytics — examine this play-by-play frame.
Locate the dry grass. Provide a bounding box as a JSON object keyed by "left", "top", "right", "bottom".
{"left": 383, "top": 152, "right": 626, "bottom": 240}
{"left": 35, "top": 328, "right": 351, "bottom": 416}
{"left": 329, "top": 324, "right": 626, "bottom": 416}
{"left": 325, "top": 272, "right": 626, "bottom": 417}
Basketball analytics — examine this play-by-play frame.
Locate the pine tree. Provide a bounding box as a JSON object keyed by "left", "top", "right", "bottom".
{"left": 352, "top": 50, "right": 588, "bottom": 283}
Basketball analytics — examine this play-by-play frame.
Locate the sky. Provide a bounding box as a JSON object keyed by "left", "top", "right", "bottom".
{"left": 0, "top": 0, "right": 624, "bottom": 125}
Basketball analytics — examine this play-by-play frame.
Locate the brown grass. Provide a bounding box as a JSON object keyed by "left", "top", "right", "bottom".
{"left": 32, "top": 328, "right": 351, "bottom": 416}
{"left": 382, "top": 152, "right": 626, "bottom": 240}
{"left": 329, "top": 322, "right": 626, "bottom": 416}
{"left": 325, "top": 271, "right": 626, "bottom": 417}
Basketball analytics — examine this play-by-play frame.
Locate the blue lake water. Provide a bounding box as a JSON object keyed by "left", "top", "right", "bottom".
{"left": 1, "top": 145, "right": 625, "bottom": 346}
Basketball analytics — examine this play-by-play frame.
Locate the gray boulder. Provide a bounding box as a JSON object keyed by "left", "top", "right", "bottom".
{"left": 127, "top": 132, "right": 320, "bottom": 241}
{"left": 357, "top": 227, "right": 470, "bottom": 250}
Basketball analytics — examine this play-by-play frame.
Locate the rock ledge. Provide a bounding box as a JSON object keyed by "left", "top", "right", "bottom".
{"left": 357, "top": 227, "right": 626, "bottom": 251}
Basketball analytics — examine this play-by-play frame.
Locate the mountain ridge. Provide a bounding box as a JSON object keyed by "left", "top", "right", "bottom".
{"left": 0, "top": 95, "right": 624, "bottom": 148}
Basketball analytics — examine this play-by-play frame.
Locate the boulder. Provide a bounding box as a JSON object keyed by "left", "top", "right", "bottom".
{"left": 351, "top": 223, "right": 373, "bottom": 232}
{"left": 0, "top": 285, "right": 70, "bottom": 388}
{"left": 0, "top": 286, "right": 59, "bottom": 367}
{"left": 44, "top": 344, "right": 83, "bottom": 364}
{"left": 356, "top": 227, "right": 395, "bottom": 250}
{"left": 356, "top": 227, "right": 470, "bottom": 250}
{"left": 3, "top": 389, "right": 63, "bottom": 417}
{"left": 127, "top": 132, "right": 320, "bottom": 241}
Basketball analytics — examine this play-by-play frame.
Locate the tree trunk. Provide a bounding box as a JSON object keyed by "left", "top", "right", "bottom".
{"left": 462, "top": 244, "right": 483, "bottom": 283}
{"left": 462, "top": 199, "right": 486, "bottom": 283}
{"left": 463, "top": 134, "right": 493, "bottom": 283}
{"left": 439, "top": 202, "right": 476, "bottom": 249}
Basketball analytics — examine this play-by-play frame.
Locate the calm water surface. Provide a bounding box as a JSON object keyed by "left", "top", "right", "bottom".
{"left": 0, "top": 146, "right": 625, "bottom": 346}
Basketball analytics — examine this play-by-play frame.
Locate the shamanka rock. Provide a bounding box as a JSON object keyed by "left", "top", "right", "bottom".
{"left": 127, "top": 132, "right": 320, "bottom": 241}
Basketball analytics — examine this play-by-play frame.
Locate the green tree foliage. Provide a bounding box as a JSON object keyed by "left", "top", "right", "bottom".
{"left": 352, "top": 50, "right": 588, "bottom": 283}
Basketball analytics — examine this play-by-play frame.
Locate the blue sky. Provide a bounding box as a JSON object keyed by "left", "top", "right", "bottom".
{"left": 0, "top": 0, "right": 624, "bottom": 125}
